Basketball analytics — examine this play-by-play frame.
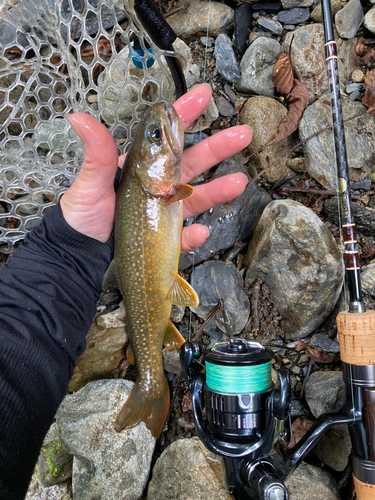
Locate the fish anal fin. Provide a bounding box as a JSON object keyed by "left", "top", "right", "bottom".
{"left": 164, "top": 320, "right": 185, "bottom": 351}
{"left": 126, "top": 343, "right": 135, "bottom": 365}
{"left": 114, "top": 378, "right": 169, "bottom": 438}
{"left": 165, "top": 184, "right": 194, "bottom": 204}
{"left": 168, "top": 273, "right": 199, "bottom": 307}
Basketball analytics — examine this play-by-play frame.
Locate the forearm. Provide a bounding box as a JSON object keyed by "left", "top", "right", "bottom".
{"left": 0, "top": 203, "right": 112, "bottom": 499}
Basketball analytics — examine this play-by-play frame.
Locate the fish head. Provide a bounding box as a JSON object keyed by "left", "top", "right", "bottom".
{"left": 131, "top": 102, "right": 184, "bottom": 197}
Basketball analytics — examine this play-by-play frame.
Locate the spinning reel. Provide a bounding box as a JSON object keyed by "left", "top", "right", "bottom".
{"left": 180, "top": 338, "right": 356, "bottom": 500}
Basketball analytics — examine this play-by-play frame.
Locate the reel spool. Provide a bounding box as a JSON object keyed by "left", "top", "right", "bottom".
{"left": 204, "top": 339, "right": 273, "bottom": 441}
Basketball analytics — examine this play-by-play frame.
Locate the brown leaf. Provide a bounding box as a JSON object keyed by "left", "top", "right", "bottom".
{"left": 273, "top": 53, "right": 294, "bottom": 96}
{"left": 363, "top": 69, "right": 375, "bottom": 113}
{"left": 296, "top": 340, "right": 340, "bottom": 364}
{"left": 355, "top": 37, "right": 375, "bottom": 64}
{"left": 268, "top": 79, "right": 308, "bottom": 145}
{"left": 288, "top": 416, "right": 315, "bottom": 449}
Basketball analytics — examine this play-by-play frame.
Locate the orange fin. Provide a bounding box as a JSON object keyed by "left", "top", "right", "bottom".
{"left": 114, "top": 378, "right": 169, "bottom": 438}
{"left": 165, "top": 183, "right": 194, "bottom": 204}
{"left": 126, "top": 343, "right": 135, "bottom": 365}
{"left": 164, "top": 320, "right": 185, "bottom": 351}
{"left": 167, "top": 273, "right": 199, "bottom": 307}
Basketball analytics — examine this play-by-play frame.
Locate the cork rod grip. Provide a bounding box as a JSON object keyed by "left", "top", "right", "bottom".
{"left": 337, "top": 310, "right": 375, "bottom": 366}
{"left": 353, "top": 476, "right": 375, "bottom": 500}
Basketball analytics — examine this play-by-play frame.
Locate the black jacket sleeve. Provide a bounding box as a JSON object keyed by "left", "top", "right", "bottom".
{"left": 0, "top": 203, "right": 113, "bottom": 500}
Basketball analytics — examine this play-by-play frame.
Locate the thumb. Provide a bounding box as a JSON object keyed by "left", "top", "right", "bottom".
{"left": 65, "top": 112, "right": 119, "bottom": 194}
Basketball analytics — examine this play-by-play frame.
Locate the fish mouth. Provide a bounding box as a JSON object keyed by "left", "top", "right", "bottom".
{"left": 165, "top": 106, "right": 184, "bottom": 156}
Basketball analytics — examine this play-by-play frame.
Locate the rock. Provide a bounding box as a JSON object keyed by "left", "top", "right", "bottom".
{"left": 361, "top": 261, "right": 375, "bottom": 296}
{"left": 178, "top": 156, "right": 271, "bottom": 270}
{"left": 184, "top": 131, "right": 209, "bottom": 150}
{"left": 281, "top": 0, "right": 313, "bottom": 8}
{"left": 25, "top": 477, "right": 72, "bottom": 500}
{"left": 285, "top": 24, "right": 360, "bottom": 103}
{"left": 312, "top": 424, "right": 351, "bottom": 471}
{"left": 299, "top": 95, "right": 375, "bottom": 189}
{"left": 236, "top": 37, "right": 281, "bottom": 96}
{"left": 171, "top": 305, "right": 185, "bottom": 323}
{"left": 335, "top": 0, "right": 363, "bottom": 39}
{"left": 168, "top": 1, "right": 234, "bottom": 41}
{"left": 56, "top": 380, "right": 156, "bottom": 500}
{"left": 186, "top": 96, "right": 219, "bottom": 133}
{"left": 311, "top": 0, "right": 343, "bottom": 23}
{"left": 147, "top": 437, "right": 232, "bottom": 500}
{"left": 239, "top": 96, "right": 296, "bottom": 183}
{"left": 364, "top": 5, "right": 375, "bottom": 35}
{"left": 346, "top": 82, "right": 365, "bottom": 94}
{"left": 214, "top": 34, "right": 240, "bottom": 83}
{"left": 285, "top": 462, "right": 340, "bottom": 500}
{"left": 96, "top": 302, "right": 126, "bottom": 329}
{"left": 34, "top": 424, "right": 72, "bottom": 487}
{"left": 310, "top": 333, "right": 340, "bottom": 354}
{"left": 234, "top": 3, "right": 252, "bottom": 57}
{"left": 257, "top": 18, "right": 283, "bottom": 36}
{"left": 277, "top": 8, "right": 310, "bottom": 25}
{"left": 190, "top": 261, "right": 250, "bottom": 336}
{"left": 244, "top": 200, "right": 344, "bottom": 340}
{"left": 351, "top": 69, "right": 364, "bottom": 83}
{"left": 304, "top": 371, "right": 346, "bottom": 418}
{"left": 325, "top": 198, "right": 375, "bottom": 236}
{"left": 68, "top": 322, "right": 126, "bottom": 393}
{"left": 215, "top": 96, "right": 236, "bottom": 117}
{"left": 163, "top": 349, "right": 182, "bottom": 374}
{"left": 173, "top": 38, "right": 201, "bottom": 89}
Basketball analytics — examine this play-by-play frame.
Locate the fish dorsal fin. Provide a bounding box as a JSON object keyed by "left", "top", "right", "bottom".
{"left": 164, "top": 320, "right": 186, "bottom": 351}
{"left": 167, "top": 273, "right": 199, "bottom": 307}
{"left": 165, "top": 183, "right": 194, "bottom": 205}
{"left": 102, "top": 260, "right": 118, "bottom": 291}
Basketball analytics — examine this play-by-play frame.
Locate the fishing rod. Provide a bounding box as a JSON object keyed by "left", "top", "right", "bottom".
{"left": 321, "top": 0, "right": 375, "bottom": 498}
{"left": 179, "top": 2, "right": 375, "bottom": 500}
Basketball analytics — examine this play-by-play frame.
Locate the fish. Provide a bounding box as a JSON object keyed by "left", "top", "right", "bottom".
{"left": 113, "top": 102, "right": 199, "bottom": 437}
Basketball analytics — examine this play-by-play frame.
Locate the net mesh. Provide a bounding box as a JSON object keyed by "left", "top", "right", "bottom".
{"left": 0, "top": 0, "right": 175, "bottom": 252}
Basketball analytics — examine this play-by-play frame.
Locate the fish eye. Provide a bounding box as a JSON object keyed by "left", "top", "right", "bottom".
{"left": 147, "top": 126, "right": 162, "bottom": 144}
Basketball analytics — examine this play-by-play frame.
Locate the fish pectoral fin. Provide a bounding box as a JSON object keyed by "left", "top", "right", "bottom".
{"left": 115, "top": 377, "right": 169, "bottom": 438}
{"left": 168, "top": 273, "right": 199, "bottom": 307}
{"left": 165, "top": 183, "right": 194, "bottom": 204}
{"left": 102, "top": 260, "right": 118, "bottom": 291}
{"left": 164, "top": 320, "right": 185, "bottom": 351}
{"left": 126, "top": 343, "right": 135, "bottom": 365}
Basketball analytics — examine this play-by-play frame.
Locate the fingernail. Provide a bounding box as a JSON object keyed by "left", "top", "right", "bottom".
{"left": 65, "top": 113, "right": 86, "bottom": 145}
{"left": 243, "top": 124, "right": 253, "bottom": 134}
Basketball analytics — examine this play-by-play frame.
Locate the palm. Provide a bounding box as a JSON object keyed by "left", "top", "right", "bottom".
{"left": 61, "top": 84, "right": 252, "bottom": 251}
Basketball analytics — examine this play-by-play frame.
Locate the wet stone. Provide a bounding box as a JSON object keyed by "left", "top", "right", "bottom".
{"left": 285, "top": 462, "right": 340, "bottom": 500}
{"left": 335, "top": 0, "right": 363, "bottom": 39}
{"left": 215, "top": 96, "right": 236, "bottom": 117}
{"left": 310, "top": 333, "right": 340, "bottom": 354}
{"left": 277, "top": 7, "right": 310, "bottom": 24}
{"left": 312, "top": 424, "right": 352, "bottom": 472}
{"left": 281, "top": 0, "right": 313, "bottom": 8}
{"left": 325, "top": 198, "right": 375, "bottom": 237}
{"left": 214, "top": 34, "right": 240, "bottom": 83}
{"left": 190, "top": 260, "right": 250, "bottom": 337}
{"left": 304, "top": 371, "right": 346, "bottom": 418}
{"left": 257, "top": 18, "right": 283, "bottom": 36}
{"left": 147, "top": 437, "right": 232, "bottom": 500}
{"left": 244, "top": 200, "right": 344, "bottom": 340}
{"left": 364, "top": 5, "right": 375, "bottom": 35}
{"left": 234, "top": 3, "right": 252, "bottom": 57}
{"left": 299, "top": 95, "right": 375, "bottom": 189}
{"left": 55, "top": 380, "right": 155, "bottom": 500}
{"left": 178, "top": 156, "right": 271, "bottom": 270}
{"left": 311, "top": 0, "right": 343, "bottom": 23}
{"left": 236, "top": 37, "right": 281, "bottom": 96}
{"left": 183, "top": 131, "right": 209, "bottom": 150}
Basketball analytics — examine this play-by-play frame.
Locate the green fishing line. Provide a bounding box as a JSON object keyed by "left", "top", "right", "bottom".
{"left": 206, "top": 361, "right": 272, "bottom": 394}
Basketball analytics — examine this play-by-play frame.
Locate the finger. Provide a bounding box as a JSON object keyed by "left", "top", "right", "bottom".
{"left": 183, "top": 173, "right": 248, "bottom": 220}
{"left": 173, "top": 83, "right": 212, "bottom": 131}
{"left": 66, "top": 113, "right": 118, "bottom": 194}
{"left": 181, "top": 224, "right": 210, "bottom": 253}
{"left": 181, "top": 126, "right": 252, "bottom": 183}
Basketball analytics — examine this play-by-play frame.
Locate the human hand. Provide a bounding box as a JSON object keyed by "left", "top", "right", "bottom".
{"left": 61, "top": 83, "right": 252, "bottom": 251}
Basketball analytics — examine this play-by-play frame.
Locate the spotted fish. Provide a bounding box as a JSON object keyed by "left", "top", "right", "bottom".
{"left": 113, "top": 102, "right": 198, "bottom": 437}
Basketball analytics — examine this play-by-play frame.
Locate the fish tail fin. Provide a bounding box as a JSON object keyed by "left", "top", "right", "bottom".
{"left": 115, "top": 378, "right": 170, "bottom": 438}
